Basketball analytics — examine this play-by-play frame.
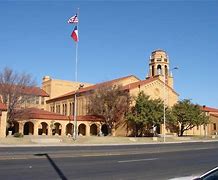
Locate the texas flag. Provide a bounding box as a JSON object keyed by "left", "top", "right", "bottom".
{"left": 71, "top": 26, "right": 79, "bottom": 42}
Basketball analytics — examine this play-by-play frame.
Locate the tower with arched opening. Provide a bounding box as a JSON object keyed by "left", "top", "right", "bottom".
{"left": 146, "top": 49, "right": 174, "bottom": 88}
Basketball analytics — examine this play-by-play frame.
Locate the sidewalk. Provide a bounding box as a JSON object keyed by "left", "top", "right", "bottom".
{"left": 0, "top": 135, "right": 218, "bottom": 147}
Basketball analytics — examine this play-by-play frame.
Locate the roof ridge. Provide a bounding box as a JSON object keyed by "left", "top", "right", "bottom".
{"left": 123, "top": 77, "right": 179, "bottom": 96}
{"left": 47, "top": 74, "right": 139, "bottom": 102}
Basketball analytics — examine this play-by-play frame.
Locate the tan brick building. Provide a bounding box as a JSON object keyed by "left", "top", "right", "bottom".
{"left": 0, "top": 49, "right": 217, "bottom": 138}
{"left": 184, "top": 106, "right": 218, "bottom": 136}
{"left": 0, "top": 103, "right": 7, "bottom": 138}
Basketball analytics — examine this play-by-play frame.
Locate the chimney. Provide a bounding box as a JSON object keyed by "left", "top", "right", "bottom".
{"left": 43, "top": 76, "right": 51, "bottom": 83}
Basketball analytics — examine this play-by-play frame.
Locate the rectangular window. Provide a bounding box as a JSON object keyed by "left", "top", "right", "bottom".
{"left": 56, "top": 105, "right": 60, "bottom": 113}
{"left": 62, "top": 104, "right": 65, "bottom": 115}
{"left": 65, "top": 104, "right": 67, "bottom": 115}
{"left": 41, "top": 97, "right": 44, "bottom": 105}
{"left": 72, "top": 103, "right": 75, "bottom": 116}
{"left": 56, "top": 105, "right": 58, "bottom": 113}
{"left": 69, "top": 103, "right": 72, "bottom": 115}
{"left": 36, "top": 96, "right": 39, "bottom": 104}
{"left": 213, "top": 123, "right": 216, "bottom": 130}
{"left": 50, "top": 105, "right": 54, "bottom": 112}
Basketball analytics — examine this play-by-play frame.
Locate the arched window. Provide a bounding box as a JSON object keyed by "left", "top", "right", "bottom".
{"left": 157, "top": 65, "right": 162, "bottom": 75}
{"left": 165, "top": 65, "right": 168, "bottom": 76}
{"left": 152, "top": 65, "right": 154, "bottom": 76}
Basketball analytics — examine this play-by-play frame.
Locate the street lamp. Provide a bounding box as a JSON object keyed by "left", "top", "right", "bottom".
{"left": 73, "top": 84, "right": 84, "bottom": 140}
{"left": 163, "top": 67, "right": 178, "bottom": 142}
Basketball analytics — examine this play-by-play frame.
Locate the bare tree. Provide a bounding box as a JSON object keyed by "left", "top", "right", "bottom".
{"left": 0, "top": 67, "right": 36, "bottom": 130}
{"left": 88, "top": 85, "right": 131, "bottom": 136}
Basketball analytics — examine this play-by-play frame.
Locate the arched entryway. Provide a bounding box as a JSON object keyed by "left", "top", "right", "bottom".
{"left": 66, "top": 123, "right": 74, "bottom": 136}
{"left": 23, "top": 122, "right": 34, "bottom": 135}
{"left": 101, "top": 124, "right": 108, "bottom": 136}
{"left": 156, "top": 124, "right": 161, "bottom": 134}
{"left": 38, "top": 122, "right": 48, "bottom": 135}
{"left": 90, "top": 124, "right": 98, "bottom": 136}
{"left": 53, "top": 123, "right": 62, "bottom": 135}
{"left": 12, "top": 121, "right": 19, "bottom": 135}
{"left": 78, "top": 124, "right": 86, "bottom": 136}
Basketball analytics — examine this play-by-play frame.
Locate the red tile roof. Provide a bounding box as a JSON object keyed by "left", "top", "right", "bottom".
{"left": 211, "top": 114, "right": 218, "bottom": 118}
{"left": 0, "top": 103, "right": 7, "bottom": 111}
{"left": 0, "top": 84, "right": 49, "bottom": 97}
{"left": 22, "top": 86, "right": 49, "bottom": 97}
{"left": 47, "top": 75, "right": 139, "bottom": 103}
{"left": 123, "top": 77, "right": 179, "bottom": 95}
{"left": 15, "top": 108, "right": 103, "bottom": 122}
{"left": 123, "top": 77, "right": 158, "bottom": 90}
{"left": 201, "top": 106, "right": 218, "bottom": 113}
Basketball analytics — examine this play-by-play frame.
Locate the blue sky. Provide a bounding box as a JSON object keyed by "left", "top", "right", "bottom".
{"left": 0, "top": 0, "right": 218, "bottom": 108}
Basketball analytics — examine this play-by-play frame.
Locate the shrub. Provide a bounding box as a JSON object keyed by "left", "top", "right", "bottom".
{"left": 13, "top": 132, "right": 24, "bottom": 138}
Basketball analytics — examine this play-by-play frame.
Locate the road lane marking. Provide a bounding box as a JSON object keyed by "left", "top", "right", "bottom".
{"left": 118, "top": 158, "right": 158, "bottom": 163}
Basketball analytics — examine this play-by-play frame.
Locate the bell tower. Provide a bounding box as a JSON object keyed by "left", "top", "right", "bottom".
{"left": 146, "top": 49, "right": 174, "bottom": 88}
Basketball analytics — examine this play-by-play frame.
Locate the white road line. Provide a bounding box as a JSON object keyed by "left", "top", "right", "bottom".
{"left": 118, "top": 158, "right": 158, "bottom": 163}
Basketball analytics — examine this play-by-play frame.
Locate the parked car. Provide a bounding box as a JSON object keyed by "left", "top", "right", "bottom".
{"left": 193, "top": 167, "right": 218, "bottom": 180}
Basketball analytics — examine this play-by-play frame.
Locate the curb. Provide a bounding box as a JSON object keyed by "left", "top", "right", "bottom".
{"left": 0, "top": 139, "right": 218, "bottom": 147}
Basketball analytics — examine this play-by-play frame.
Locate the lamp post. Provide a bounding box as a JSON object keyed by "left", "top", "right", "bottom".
{"left": 163, "top": 67, "right": 178, "bottom": 142}
{"left": 73, "top": 84, "right": 84, "bottom": 140}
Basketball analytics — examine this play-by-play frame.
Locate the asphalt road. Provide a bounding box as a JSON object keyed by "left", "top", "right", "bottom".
{"left": 0, "top": 141, "right": 218, "bottom": 180}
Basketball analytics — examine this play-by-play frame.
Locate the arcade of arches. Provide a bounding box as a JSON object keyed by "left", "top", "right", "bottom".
{"left": 10, "top": 120, "right": 109, "bottom": 136}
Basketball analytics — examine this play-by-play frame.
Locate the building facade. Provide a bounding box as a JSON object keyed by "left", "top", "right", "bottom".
{"left": 0, "top": 49, "right": 217, "bottom": 138}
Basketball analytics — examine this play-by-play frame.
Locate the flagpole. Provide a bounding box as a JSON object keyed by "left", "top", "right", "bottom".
{"left": 75, "top": 8, "right": 79, "bottom": 82}
{"left": 73, "top": 8, "right": 79, "bottom": 140}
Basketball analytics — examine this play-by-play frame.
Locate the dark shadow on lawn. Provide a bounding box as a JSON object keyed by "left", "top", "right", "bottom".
{"left": 35, "top": 153, "right": 67, "bottom": 180}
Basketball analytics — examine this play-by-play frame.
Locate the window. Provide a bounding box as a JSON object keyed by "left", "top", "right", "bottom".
{"left": 152, "top": 65, "right": 154, "bottom": 76}
{"left": 165, "top": 65, "right": 168, "bottom": 76}
{"left": 69, "top": 102, "right": 75, "bottom": 115}
{"left": 69, "top": 103, "right": 72, "bottom": 115}
{"left": 65, "top": 104, "right": 67, "bottom": 115}
{"left": 62, "top": 104, "right": 65, "bottom": 115}
{"left": 50, "top": 105, "right": 54, "bottom": 112}
{"left": 56, "top": 105, "right": 60, "bottom": 113}
{"left": 213, "top": 123, "right": 216, "bottom": 130}
{"left": 41, "top": 97, "right": 44, "bottom": 105}
{"left": 36, "top": 96, "right": 39, "bottom": 104}
{"left": 72, "top": 103, "right": 75, "bottom": 115}
{"left": 157, "top": 65, "right": 162, "bottom": 75}
{"left": 62, "top": 103, "right": 67, "bottom": 115}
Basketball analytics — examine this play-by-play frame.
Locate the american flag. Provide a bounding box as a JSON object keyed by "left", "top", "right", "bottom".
{"left": 68, "top": 14, "right": 78, "bottom": 24}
